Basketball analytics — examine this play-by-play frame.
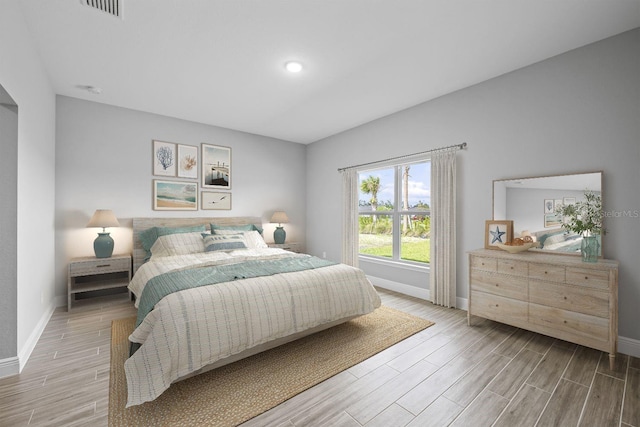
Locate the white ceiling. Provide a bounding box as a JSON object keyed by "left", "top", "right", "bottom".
{"left": 17, "top": 0, "right": 640, "bottom": 144}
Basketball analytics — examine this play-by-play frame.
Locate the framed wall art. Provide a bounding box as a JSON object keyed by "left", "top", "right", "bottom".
{"left": 177, "top": 144, "right": 198, "bottom": 179}
{"left": 544, "top": 199, "right": 554, "bottom": 214}
{"left": 153, "top": 180, "right": 197, "bottom": 211}
{"left": 202, "top": 143, "right": 231, "bottom": 189}
{"left": 201, "top": 191, "right": 232, "bottom": 210}
{"left": 485, "top": 220, "right": 513, "bottom": 249}
{"left": 153, "top": 140, "right": 177, "bottom": 177}
{"left": 544, "top": 213, "right": 562, "bottom": 228}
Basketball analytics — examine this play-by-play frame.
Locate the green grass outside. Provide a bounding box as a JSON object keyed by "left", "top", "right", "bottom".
{"left": 359, "top": 234, "right": 430, "bottom": 263}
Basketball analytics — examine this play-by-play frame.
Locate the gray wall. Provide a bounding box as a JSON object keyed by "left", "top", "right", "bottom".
{"left": 0, "top": 100, "right": 18, "bottom": 360}
{"left": 0, "top": 0, "right": 56, "bottom": 365}
{"left": 306, "top": 29, "right": 640, "bottom": 342}
{"left": 55, "top": 96, "right": 307, "bottom": 297}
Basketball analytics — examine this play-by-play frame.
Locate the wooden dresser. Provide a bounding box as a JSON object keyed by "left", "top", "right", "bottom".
{"left": 468, "top": 249, "right": 618, "bottom": 369}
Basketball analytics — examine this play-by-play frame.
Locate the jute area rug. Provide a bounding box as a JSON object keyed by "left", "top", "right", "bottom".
{"left": 108, "top": 306, "right": 434, "bottom": 427}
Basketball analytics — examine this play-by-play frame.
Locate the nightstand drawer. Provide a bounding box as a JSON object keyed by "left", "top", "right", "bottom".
{"left": 68, "top": 254, "right": 132, "bottom": 311}
{"left": 70, "top": 257, "right": 130, "bottom": 277}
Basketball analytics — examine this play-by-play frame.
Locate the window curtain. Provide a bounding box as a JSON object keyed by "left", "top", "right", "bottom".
{"left": 429, "top": 149, "right": 457, "bottom": 307}
{"left": 341, "top": 169, "right": 359, "bottom": 267}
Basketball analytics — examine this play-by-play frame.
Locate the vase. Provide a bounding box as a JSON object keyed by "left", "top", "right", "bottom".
{"left": 581, "top": 235, "right": 599, "bottom": 263}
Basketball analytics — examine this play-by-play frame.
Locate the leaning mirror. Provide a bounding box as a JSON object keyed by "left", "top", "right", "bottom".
{"left": 493, "top": 171, "right": 603, "bottom": 256}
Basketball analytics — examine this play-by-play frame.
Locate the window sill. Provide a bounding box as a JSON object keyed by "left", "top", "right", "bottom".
{"left": 358, "top": 255, "right": 430, "bottom": 273}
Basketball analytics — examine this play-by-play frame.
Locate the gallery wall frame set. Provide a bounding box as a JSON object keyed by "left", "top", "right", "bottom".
{"left": 201, "top": 143, "right": 231, "bottom": 190}
{"left": 484, "top": 220, "right": 513, "bottom": 250}
{"left": 153, "top": 140, "right": 199, "bottom": 179}
{"left": 153, "top": 179, "right": 198, "bottom": 211}
{"left": 543, "top": 197, "right": 576, "bottom": 228}
{"left": 152, "top": 140, "right": 232, "bottom": 211}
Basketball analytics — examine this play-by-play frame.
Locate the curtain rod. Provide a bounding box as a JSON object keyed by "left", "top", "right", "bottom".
{"left": 337, "top": 142, "right": 467, "bottom": 172}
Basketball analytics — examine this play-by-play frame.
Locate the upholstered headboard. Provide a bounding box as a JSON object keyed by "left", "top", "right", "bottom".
{"left": 132, "top": 216, "right": 262, "bottom": 274}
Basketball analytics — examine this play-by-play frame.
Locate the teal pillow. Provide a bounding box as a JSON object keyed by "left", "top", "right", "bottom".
{"left": 210, "top": 223, "right": 263, "bottom": 235}
{"left": 140, "top": 225, "right": 207, "bottom": 260}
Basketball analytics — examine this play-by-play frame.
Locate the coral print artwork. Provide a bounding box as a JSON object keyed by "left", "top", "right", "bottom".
{"left": 153, "top": 140, "right": 177, "bottom": 177}
{"left": 177, "top": 144, "right": 198, "bottom": 179}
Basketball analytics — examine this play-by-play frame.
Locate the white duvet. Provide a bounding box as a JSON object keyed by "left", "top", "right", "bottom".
{"left": 125, "top": 249, "right": 381, "bottom": 407}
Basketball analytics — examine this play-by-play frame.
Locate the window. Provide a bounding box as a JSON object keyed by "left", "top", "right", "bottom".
{"left": 358, "top": 160, "right": 430, "bottom": 265}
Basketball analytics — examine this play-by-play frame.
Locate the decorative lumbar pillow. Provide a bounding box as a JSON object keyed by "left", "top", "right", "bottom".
{"left": 203, "top": 234, "right": 248, "bottom": 252}
{"left": 210, "top": 223, "right": 264, "bottom": 235}
{"left": 149, "top": 232, "right": 206, "bottom": 258}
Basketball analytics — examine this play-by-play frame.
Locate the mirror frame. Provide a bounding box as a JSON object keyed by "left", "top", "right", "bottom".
{"left": 493, "top": 171, "right": 603, "bottom": 257}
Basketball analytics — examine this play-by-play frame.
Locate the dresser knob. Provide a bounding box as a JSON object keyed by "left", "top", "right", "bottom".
{"left": 585, "top": 276, "right": 589, "bottom": 280}
{"left": 564, "top": 296, "right": 567, "bottom": 300}
{"left": 564, "top": 320, "right": 567, "bottom": 324}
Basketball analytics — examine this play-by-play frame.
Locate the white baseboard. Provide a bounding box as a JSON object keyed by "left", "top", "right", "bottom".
{"left": 16, "top": 299, "right": 57, "bottom": 373}
{"left": 367, "top": 275, "right": 430, "bottom": 301}
{"left": 619, "top": 336, "right": 640, "bottom": 358}
{"left": 0, "top": 356, "right": 20, "bottom": 378}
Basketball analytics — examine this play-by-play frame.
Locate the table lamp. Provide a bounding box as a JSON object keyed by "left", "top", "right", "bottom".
{"left": 270, "top": 211, "right": 289, "bottom": 244}
{"left": 86, "top": 209, "right": 120, "bottom": 258}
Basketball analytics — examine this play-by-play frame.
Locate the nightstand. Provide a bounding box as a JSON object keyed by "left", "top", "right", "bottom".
{"left": 67, "top": 254, "right": 132, "bottom": 311}
{"left": 268, "top": 242, "right": 302, "bottom": 253}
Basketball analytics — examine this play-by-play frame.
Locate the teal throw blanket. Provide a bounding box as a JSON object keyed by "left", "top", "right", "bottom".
{"left": 135, "top": 256, "right": 336, "bottom": 329}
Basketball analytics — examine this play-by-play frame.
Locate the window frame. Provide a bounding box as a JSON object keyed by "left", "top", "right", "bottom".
{"left": 357, "top": 158, "right": 431, "bottom": 267}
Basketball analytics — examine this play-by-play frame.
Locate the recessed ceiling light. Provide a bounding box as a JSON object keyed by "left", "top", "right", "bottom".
{"left": 285, "top": 61, "right": 303, "bottom": 73}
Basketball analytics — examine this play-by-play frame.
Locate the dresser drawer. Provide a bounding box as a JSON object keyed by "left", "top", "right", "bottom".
{"left": 528, "top": 263, "right": 565, "bottom": 282}
{"left": 471, "top": 270, "right": 527, "bottom": 300}
{"left": 566, "top": 267, "right": 610, "bottom": 290}
{"left": 470, "top": 291, "right": 528, "bottom": 326}
{"left": 470, "top": 256, "right": 497, "bottom": 272}
{"left": 529, "top": 280, "right": 609, "bottom": 318}
{"left": 529, "top": 303, "right": 609, "bottom": 344}
{"left": 497, "top": 259, "right": 528, "bottom": 276}
{"left": 69, "top": 257, "right": 130, "bottom": 277}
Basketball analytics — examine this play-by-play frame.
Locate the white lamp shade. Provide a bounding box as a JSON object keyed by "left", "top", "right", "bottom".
{"left": 270, "top": 211, "right": 289, "bottom": 224}
{"left": 86, "top": 209, "right": 120, "bottom": 229}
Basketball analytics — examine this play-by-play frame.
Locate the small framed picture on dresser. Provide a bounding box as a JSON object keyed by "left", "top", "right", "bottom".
{"left": 484, "top": 220, "right": 513, "bottom": 249}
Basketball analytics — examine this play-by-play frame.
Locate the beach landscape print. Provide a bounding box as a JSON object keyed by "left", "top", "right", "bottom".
{"left": 153, "top": 180, "right": 197, "bottom": 210}
{"left": 202, "top": 143, "right": 231, "bottom": 189}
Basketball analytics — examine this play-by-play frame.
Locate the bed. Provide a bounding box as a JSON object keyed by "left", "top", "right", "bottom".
{"left": 532, "top": 228, "right": 582, "bottom": 253}
{"left": 124, "top": 217, "right": 381, "bottom": 407}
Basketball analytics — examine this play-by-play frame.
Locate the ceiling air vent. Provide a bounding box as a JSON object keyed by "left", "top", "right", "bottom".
{"left": 81, "top": 0, "right": 122, "bottom": 19}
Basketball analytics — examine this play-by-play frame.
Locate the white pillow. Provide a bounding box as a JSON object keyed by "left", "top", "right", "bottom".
{"left": 203, "top": 234, "right": 248, "bottom": 252}
{"left": 544, "top": 233, "right": 566, "bottom": 246}
{"left": 149, "top": 232, "right": 205, "bottom": 258}
{"left": 243, "top": 230, "right": 268, "bottom": 249}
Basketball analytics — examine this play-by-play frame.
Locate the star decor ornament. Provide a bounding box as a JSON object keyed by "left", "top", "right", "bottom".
{"left": 485, "top": 220, "right": 513, "bottom": 250}
{"left": 490, "top": 226, "right": 506, "bottom": 243}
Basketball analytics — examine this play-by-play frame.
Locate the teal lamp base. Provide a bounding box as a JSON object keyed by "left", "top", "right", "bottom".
{"left": 94, "top": 232, "right": 114, "bottom": 258}
{"left": 273, "top": 226, "right": 286, "bottom": 244}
